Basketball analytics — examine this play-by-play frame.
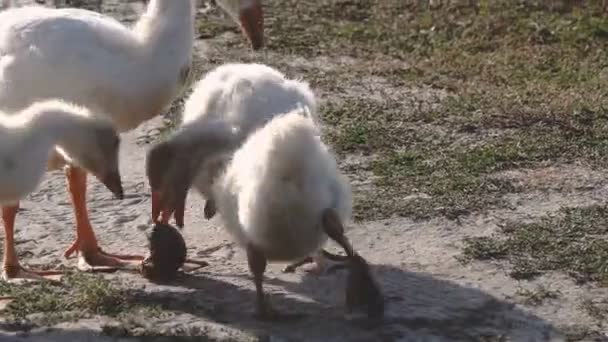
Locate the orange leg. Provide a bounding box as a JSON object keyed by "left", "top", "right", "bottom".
{"left": 63, "top": 166, "right": 143, "bottom": 271}
{"left": 2, "top": 204, "right": 62, "bottom": 281}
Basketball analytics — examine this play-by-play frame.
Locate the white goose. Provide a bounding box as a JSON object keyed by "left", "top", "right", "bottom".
{"left": 148, "top": 110, "right": 385, "bottom": 319}
{"left": 0, "top": 0, "right": 264, "bottom": 279}
{"left": 147, "top": 63, "right": 317, "bottom": 226}
{"left": 152, "top": 110, "right": 355, "bottom": 319}
{"left": 146, "top": 63, "right": 340, "bottom": 273}
{"left": 214, "top": 112, "right": 354, "bottom": 318}
{"left": 0, "top": 100, "right": 122, "bottom": 281}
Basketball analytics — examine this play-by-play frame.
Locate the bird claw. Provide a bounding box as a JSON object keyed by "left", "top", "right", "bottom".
{"left": 2, "top": 265, "right": 63, "bottom": 283}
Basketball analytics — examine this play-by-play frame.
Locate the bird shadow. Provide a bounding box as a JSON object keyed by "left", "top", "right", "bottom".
{"left": 121, "top": 259, "right": 562, "bottom": 341}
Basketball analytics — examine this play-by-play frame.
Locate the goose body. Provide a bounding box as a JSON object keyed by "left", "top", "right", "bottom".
{"left": 0, "top": 3, "right": 195, "bottom": 130}
{"left": 0, "top": 120, "right": 55, "bottom": 203}
{"left": 0, "top": 0, "right": 265, "bottom": 277}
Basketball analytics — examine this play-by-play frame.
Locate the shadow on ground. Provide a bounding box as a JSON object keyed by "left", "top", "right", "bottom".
{"left": 115, "top": 262, "right": 561, "bottom": 341}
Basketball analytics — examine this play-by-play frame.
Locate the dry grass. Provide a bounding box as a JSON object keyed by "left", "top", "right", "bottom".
{"left": 461, "top": 205, "right": 608, "bottom": 283}
{"left": 0, "top": 273, "right": 160, "bottom": 325}
{"left": 179, "top": 0, "right": 608, "bottom": 287}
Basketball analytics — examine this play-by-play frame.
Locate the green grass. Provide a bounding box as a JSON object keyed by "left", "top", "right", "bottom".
{"left": 460, "top": 205, "right": 608, "bottom": 284}
{"left": 283, "top": 0, "right": 608, "bottom": 220}
{"left": 515, "top": 285, "right": 561, "bottom": 306}
{"left": 0, "top": 273, "right": 156, "bottom": 322}
{"left": 326, "top": 99, "right": 608, "bottom": 220}
{"left": 460, "top": 236, "right": 509, "bottom": 262}
{"left": 181, "top": 1, "right": 608, "bottom": 222}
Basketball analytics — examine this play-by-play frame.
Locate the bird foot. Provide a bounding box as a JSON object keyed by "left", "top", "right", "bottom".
{"left": 76, "top": 248, "right": 142, "bottom": 273}
{"left": 1, "top": 265, "right": 63, "bottom": 283}
{"left": 181, "top": 259, "right": 210, "bottom": 272}
{"left": 283, "top": 258, "right": 346, "bottom": 275}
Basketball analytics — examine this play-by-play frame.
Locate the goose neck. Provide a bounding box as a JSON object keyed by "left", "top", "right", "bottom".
{"left": 134, "top": 0, "right": 195, "bottom": 54}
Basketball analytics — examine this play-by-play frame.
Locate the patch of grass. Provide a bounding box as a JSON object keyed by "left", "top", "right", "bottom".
{"left": 326, "top": 95, "right": 608, "bottom": 220}
{"left": 265, "top": 0, "right": 608, "bottom": 123}
{"left": 459, "top": 236, "right": 508, "bottom": 262}
{"left": 183, "top": 1, "right": 608, "bottom": 221}
{"left": 515, "top": 285, "right": 561, "bottom": 306}
{"left": 559, "top": 324, "right": 608, "bottom": 342}
{"left": 197, "top": 10, "right": 241, "bottom": 41}
{"left": 460, "top": 205, "right": 608, "bottom": 284}
{"left": 102, "top": 323, "right": 229, "bottom": 340}
{"left": 581, "top": 298, "right": 608, "bottom": 322}
{"left": 300, "top": 1, "right": 608, "bottom": 219}
{"left": 0, "top": 273, "right": 143, "bottom": 320}
{"left": 322, "top": 98, "right": 515, "bottom": 220}
{"left": 322, "top": 99, "right": 408, "bottom": 154}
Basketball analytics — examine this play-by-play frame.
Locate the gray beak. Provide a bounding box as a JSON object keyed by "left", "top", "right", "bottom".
{"left": 101, "top": 171, "right": 124, "bottom": 200}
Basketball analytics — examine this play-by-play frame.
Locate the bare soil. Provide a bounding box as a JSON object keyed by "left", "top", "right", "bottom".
{"left": 1, "top": 1, "right": 608, "bottom": 341}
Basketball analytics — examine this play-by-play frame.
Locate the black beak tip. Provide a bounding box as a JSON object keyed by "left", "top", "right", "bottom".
{"left": 251, "top": 39, "right": 264, "bottom": 51}
{"left": 112, "top": 182, "right": 124, "bottom": 200}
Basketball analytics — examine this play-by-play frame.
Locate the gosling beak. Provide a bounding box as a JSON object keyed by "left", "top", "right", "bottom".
{"left": 238, "top": 0, "right": 264, "bottom": 50}
{"left": 151, "top": 190, "right": 186, "bottom": 228}
{"left": 174, "top": 192, "right": 186, "bottom": 228}
{"left": 101, "top": 171, "right": 124, "bottom": 200}
{"left": 160, "top": 205, "right": 173, "bottom": 225}
{"left": 153, "top": 190, "right": 174, "bottom": 225}
{"left": 151, "top": 190, "right": 162, "bottom": 223}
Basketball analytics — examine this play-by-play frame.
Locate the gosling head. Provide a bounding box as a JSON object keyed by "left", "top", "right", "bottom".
{"left": 146, "top": 120, "right": 240, "bottom": 227}
{"left": 146, "top": 139, "right": 193, "bottom": 228}
{"left": 25, "top": 100, "right": 124, "bottom": 199}
{"left": 69, "top": 122, "right": 124, "bottom": 200}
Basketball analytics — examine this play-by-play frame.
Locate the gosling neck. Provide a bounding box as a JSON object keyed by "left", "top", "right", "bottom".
{"left": 30, "top": 107, "right": 94, "bottom": 147}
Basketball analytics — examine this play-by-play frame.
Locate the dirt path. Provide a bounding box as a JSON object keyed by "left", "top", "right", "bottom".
{"left": 1, "top": 1, "right": 607, "bottom": 341}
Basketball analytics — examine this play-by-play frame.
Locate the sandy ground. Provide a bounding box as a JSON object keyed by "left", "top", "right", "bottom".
{"left": 0, "top": 1, "right": 607, "bottom": 341}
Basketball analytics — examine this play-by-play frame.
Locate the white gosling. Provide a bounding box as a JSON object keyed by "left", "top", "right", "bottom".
{"left": 214, "top": 111, "right": 354, "bottom": 319}
{"left": 0, "top": 100, "right": 122, "bottom": 281}
{"left": 146, "top": 63, "right": 341, "bottom": 274}
{"left": 149, "top": 108, "right": 385, "bottom": 320}
{"left": 147, "top": 63, "right": 317, "bottom": 226}
{"left": 0, "top": 0, "right": 264, "bottom": 273}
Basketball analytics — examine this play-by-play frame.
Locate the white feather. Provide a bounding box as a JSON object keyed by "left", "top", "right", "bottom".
{"left": 0, "top": 100, "right": 114, "bottom": 204}
{"left": 213, "top": 111, "right": 352, "bottom": 261}
{"left": 0, "top": 0, "right": 195, "bottom": 131}
{"left": 177, "top": 63, "right": 318, "bottom": 198}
